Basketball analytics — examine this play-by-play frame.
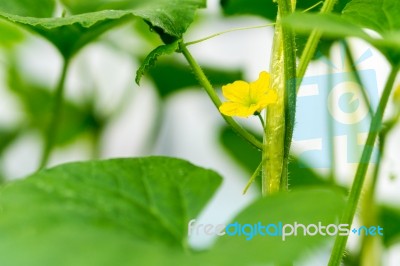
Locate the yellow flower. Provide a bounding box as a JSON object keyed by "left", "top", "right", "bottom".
{"left": 219, "top": 71, "right": 277, "bottom": 117}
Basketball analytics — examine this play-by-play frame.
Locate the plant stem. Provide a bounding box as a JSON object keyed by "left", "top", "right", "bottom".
{"left": 263, "top": 17, "right": 285, "bottom": 196}
{"left": 326, "top": 62, "right": 336, "bottom": 184}
{"left": 257, "top": 113, "right": 266, "bottom": 129}
{"left": 277, "top": 0, "right": 297, "bottom": 191}
{"left": 342, "top": 40, "right": 374, "bottom": 117}
{"left": 328, "top": 66, "right": 399, "bottom": 266}
{"left": 39, "top": 58, "right": 70, "bottom": 169}
{"left": 296, "top": 0, "right": 338, "bottom": 91}
{"left": 243, "top": 159, "right": 264, "bottom": 195}
{"left": 179, "top": 43, "right": 263, "bottom": 150}
{"left": 185, "top": 23, "right": 275, "bottom": 46}
{"left": 262, "top": 0, "right": 296, "bottom": 195}
{"left": 357, "top": 132, "right": 384, "bottom": 266}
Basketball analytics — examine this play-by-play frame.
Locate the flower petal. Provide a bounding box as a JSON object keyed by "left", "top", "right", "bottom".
{"left": 219, "top": 102, "right": 258, "bottom": 117}
{"left": 222, "top": 80, "right": 250, "bottom": 103}
{"left": 256, "top": 89, "right": 278, "bottom": 112}
{"left": 250, "top": 71, "right": 270, "bottom": 99}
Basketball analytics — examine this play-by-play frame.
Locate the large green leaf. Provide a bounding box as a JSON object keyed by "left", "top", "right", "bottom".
{"left": 201, "top": 188, "right": 346, "bottom": 265}
{"left": 0, "top": 157, "right": 222, "bottom": 265}
{"left": 0, "top": 0, "right": 206, "bottom": 58}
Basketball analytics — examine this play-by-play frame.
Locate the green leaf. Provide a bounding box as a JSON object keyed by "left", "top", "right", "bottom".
{"left": 146, "top": 58, "right": 244, "bottom": 98}
{"left": 0, "top": 20, "right": 25, "bottom": 49}
{"left": 219, "top": 126, "right": 261, "bottom": 172}
{"left": 0, "top": 0, "right": 55, "bottom": 18}
{"left": 0, "top": 0, "right": 205, "bottom": 58}
{"left": 7, "top": 66, "right": 102, "bottom": 146}
{"left": 0, "top": 157, "right": 222, "bottom": 265}
{"left": 219, "top": 126, "right": 330, "bottom": 188}
{"left": 60, "top": 0, "right": 138, "bottom": 14}
{"left": 342, "top": 0, "right": 400, "bottom": 33}
{"left": 221, "top": 0, "right": 349, "bottom": 20}
{"left": 0, "top": 127, "right": 19, "bottom": 154}
{"left": 342, "top": 0, "right": 400, "bottom": 62}
{"left": 283, "top": 13, "right": 371, "bottom": 41}
{"left": 202, "top": 188, "right": 346, "bottom": 264}
{"left": 136, "top": 40, "right": 179, "bottom": 85}
{"left": 379, "top": 205, "right": 400, "bottom": 246}
{"left": 220, "top": 0, "right": 350, "bottom": 59}
{"left": 221, "top": 0, "right": 278, "bottom": 21}
{"left": 284, "top": 1, "right": 400, "bottom": 63}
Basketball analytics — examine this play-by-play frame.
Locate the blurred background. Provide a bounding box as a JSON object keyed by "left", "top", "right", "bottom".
{"left": 0, "top": 0, "right": 399, "bottom": 264}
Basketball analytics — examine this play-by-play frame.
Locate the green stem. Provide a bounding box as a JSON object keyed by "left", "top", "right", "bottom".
{"left": 277, "top": 0, "right": 297, "bottom": 185}
{"left": 179, "top": 43, "right": 263, "bottom": 150}
{"left": 262, "top": 0, "right": 296, "bottom": 195}
{"left": 185, "top": 23, "right": 275, "bottom": 46}
{"left": 357, "top": 132, "right": 384, "bottom": 265}
{"left": 358, "top": 114, "right": 399, "bottom": 264}
{"left": 39, "top": 58, "right": 70, "bottom": 169}
{"left": 342, "top": 40, "right": 374, "bottom": 117}
{"left": 263, "top": 18, "right": 285, "bottom": 195}
{"left": 296, "top": 0, "right": 338, "bottom": 91}
{"left": 328, "top": 66, "right": 399, "bottom": 266}
{"left": 327, "top": 62, "right": 336, "bottom": 184}
{"left": 243, "top": 159, "right": 264, "bottom": 195}
{"left": 257, "top": 113, "right": 266, "bottom": 129}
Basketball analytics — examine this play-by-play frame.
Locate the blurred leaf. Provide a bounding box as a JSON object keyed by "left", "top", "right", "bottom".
{"left": 0, "top": 0, "right": 55, "bottom": 17}
{"left": 284, "top": 1, "right": 400, "bottom": 63}
{"left": 342, "top": 0, "right": 400, "bottom": 33}
{"left": 60, "top": 0, "right": 141, "bottom": 14}
{"left": 221, "top": 0, "right": 349, "bottom": 20}
{"left": 220, "top": 0, "right": 350, "bottom": 59}
{"left": 284, "top": 13, "right": 372, "bottom": 40}
{"left": 0, "top": 20, "right": 25, "bottom": 49}
{"left": 0, "top": 157, "right": 222, "bottom": 265}
{"left": 147, "top": 59, "right": 243, "bottom": 98}
{"left": 379, "top": 205, "right": 400, "bottom": 246}
{"left": 221, "top": 0, "right": 278, "bottom": 21}
{"left": 0, "top": 128, "right": 20, "bottom": 183}
{"left": 0, "top": 0, "right": 205, "bottom": 58}
{"left": 136, "top": 40, "right": 179, "bottom": 85}
{"left": 7, "top": 66, "right": 102, "bottom": 146}
{"left": 219, "top": 126, "right": 330, "bottom": 188}
{"left": 0, "top": 127, "right": 19, "bottom": 154}
{"left": 219, "top": 126, "right": 261, "bottom": 171}
{"left": 201, "top": 188, "right": 346, "bottom": 264}
{"left": 342, "top": 0, "right": 400, "bottom": 62}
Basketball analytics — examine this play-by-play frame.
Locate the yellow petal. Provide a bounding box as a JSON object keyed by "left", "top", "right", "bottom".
{"left": 250, "top": 71, "right": 270, "bottom": 99}
{"left": 219, "top": 102, "right": 258, "bottom": 117}
{"left": 222, "top": 80, "right": 250, "bottom": 103}
{"left": 256, "top": 89, "right": 278, "bottom": 112}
